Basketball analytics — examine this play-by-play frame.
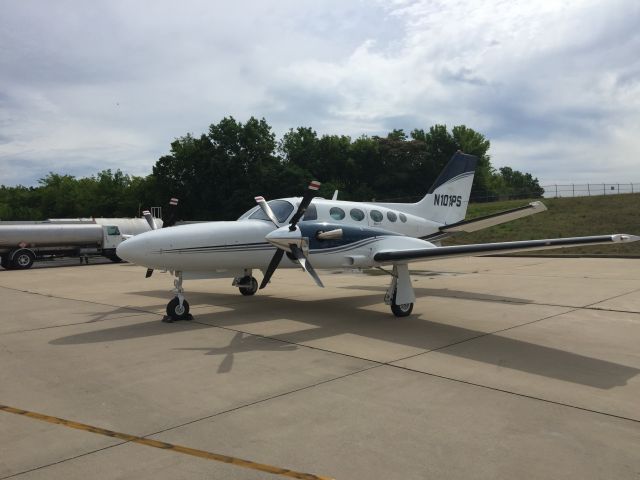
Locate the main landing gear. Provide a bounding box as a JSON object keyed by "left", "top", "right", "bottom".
{"left": 164, "top": 271, "right": 193, "bottom": 322}
{"left": 384, "top": 264, "right": 415, "bottom": 317}
{"left": 233, "top": 269, "right": 258, "bottom": 296}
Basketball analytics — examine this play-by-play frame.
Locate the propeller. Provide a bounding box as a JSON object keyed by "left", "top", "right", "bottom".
{"left": 257, "top": 180, "right": 323, "bottom": 289}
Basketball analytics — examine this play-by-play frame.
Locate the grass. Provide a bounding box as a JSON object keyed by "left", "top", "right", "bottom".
{"left": 443, "top": 193, "right": 640, "bottom": 256}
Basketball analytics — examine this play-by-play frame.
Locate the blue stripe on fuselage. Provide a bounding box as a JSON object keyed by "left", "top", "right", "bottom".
{"left": 298, "top": 222, "right": 402, "bottom": 251}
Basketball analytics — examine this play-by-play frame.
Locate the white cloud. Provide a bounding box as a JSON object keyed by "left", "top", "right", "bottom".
{"left": 0, "top": 0, "right": 638, "bottom": 185}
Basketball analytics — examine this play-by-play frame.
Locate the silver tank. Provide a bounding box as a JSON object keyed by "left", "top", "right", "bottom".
{"left": 93, "top": 218, "right": 163, "bottom": 235}
{"left": 0, "top": 224, "right": 104, "bottom": 248}
{"left": 47, "top": 217, "right": 163, "bottom": 236}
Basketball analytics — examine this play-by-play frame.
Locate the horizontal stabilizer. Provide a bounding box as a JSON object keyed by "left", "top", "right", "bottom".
{"left": 438, "top": 201, "right": 547, "bottom": 236}
{"left": 374, "top": 234, "right": 640, "bottom": 263}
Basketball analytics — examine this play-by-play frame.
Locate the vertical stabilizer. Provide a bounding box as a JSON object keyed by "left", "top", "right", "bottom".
{"left": 374, "top": 151, "right": 478, "bottom": 225}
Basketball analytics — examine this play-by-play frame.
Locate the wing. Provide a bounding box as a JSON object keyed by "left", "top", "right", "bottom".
{"left": 374, "top": 234, "right": 639, "bottom": 263}
{"left": 423, "top": 201, "right": 547, "bottom": 242}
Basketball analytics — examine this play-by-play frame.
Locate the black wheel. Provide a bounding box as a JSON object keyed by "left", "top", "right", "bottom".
{"left": 166, "top": 297, "right": 190, "bottom": 321}
{"left": 239, "top": 276, "right": 258, "bottom": 296}
{"left": 11, "top": 249, "right": 35, "bottom": 270}
{"left": 106, "top": 255, "right": 123, "bottom": 263}
{"left": 1, "top": 256, "right": 11, "bottom": 270}
{"left": 391, "top": 290, "right": 413, "bottom": 317}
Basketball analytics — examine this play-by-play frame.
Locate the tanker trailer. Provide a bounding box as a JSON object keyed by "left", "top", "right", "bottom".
{"left": 0, "top": 223, "right": 125, "bottom": 269}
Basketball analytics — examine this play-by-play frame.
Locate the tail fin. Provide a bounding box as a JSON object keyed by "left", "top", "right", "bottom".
{"left": 374, "top": 151, "right": 477, "bottom": 225}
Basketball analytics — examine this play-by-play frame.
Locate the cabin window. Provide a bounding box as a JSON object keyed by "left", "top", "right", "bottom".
{"left": 350, "top": 208, "right": 365, "bottom": 221}
{"left": 387, "top": 211, "right": 397, "bottom": 222}
{"left": 302, "top": 203, "right": 317, "bottom": 221}
{"left": 399, "top": 213, "right": 407, "bottom": 223}
{"left": 330, "top": 207, "right": 346, "bottom": 220}
{"left": 106, "top": 226, "right": 121, "bottom": 235}
{"left": 370, "top": 210, "right": 383, "bottom": 223}
{"left": 248, "top": 200, "right": 294, "bottom": 223}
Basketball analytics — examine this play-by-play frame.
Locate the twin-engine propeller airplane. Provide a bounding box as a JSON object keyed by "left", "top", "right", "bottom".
{"left": 117, "top": 152, "right": 639, "bottom": 321}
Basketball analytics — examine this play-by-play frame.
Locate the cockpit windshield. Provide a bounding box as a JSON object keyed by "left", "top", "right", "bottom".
{"left": 239, "top": 200, "right": 295, "bottom": 224}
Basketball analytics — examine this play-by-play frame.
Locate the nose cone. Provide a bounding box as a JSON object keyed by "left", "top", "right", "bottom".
{"left": 265, "top": 226, "right": 302, "bottom": 251}
{"left": 116, "top": 234, "right": 147, "bottom": 265}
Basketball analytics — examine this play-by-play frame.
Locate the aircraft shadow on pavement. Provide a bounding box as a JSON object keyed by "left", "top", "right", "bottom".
{"left": 49, "top": 290, "right": 639, "bottom": 388}
{"left": 340, "top": 285, "right": 532, "bottom": 305}
{"left": 175, "top": 332, "right": 298, "bottom": 373}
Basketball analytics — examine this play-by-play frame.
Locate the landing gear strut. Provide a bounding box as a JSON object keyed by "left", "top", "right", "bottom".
{"left": 164, "top": 271, "right": 192, "bottom": 322}
{"left": 384, "top": 264, "right": 415, "bottom": 317}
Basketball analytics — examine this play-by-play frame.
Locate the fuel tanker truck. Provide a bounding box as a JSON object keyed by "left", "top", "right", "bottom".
{"left": 0, "top": 217, "right": 163, "bottom": 270}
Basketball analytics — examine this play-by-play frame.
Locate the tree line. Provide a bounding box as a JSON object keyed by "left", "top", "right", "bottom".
{"left": 0, "top": 117, "right": 543, "bottom": 221}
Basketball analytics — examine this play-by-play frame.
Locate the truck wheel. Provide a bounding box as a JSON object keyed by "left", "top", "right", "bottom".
{"left": 1, "top": 256, "right": 11, "bottom": 270}
{"left": 11, "top": 249, "right": 35, "bottom": 270}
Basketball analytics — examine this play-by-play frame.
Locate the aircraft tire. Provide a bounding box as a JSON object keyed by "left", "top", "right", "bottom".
{"left": 166, "top": 297, "right": 190, "bottom": 321}
{"left": 239, "top": 276, "right": 258, "bottom": 296}
{"left": 391, "top": 291, "right": 413, "bottom": 317}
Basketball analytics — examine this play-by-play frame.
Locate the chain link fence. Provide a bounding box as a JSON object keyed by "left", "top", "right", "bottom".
{"left": 378, "top": 183, "right": 640, "bottom": 204}
{"left": 541, "top": 183, "right": 640, "bottom": 198}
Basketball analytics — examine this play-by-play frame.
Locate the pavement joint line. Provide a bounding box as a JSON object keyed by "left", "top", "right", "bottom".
{"left": 388, "top": 306, "right": 581, "bottom": 364}
{"left": 387, "top": 364, "right": 640, "bottom": 424}
{"left": 0, "top": 313, "right": 151, "bottom": 336}
{"left": 0, "top": 405, "right": 334, "bottom": 480}
{"left": 467, "top": 270, "right": 640, "bottom": 281}
{"left": 142, "top": 364, "right": 380, "bottom": 437}
{"left": 582, "top": 286, "right": 640, "bottom": 309}
{"left": 0, "top": 285, "right": 163, "bottom": 317}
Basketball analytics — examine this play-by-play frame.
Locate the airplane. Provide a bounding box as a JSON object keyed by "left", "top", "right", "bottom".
{"left": 116, "top": 151, "right": 639, "bottom": 321}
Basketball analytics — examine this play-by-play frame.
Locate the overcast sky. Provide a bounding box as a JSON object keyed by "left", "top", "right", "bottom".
{"left": 1, "top": 0, "right": 639, "bottom": 187}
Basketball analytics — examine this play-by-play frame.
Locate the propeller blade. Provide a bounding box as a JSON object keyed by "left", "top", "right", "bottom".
{"left": 259, "top": 249, "right": 285, "bottom": 289}
{"left": 254, "top": 196, "right": 280, "bottom": 226}
{"left": 164, "top": 197, "right": 179, "bottom": 227}
{"left": 289, "top": 180, "right": 321, "bottom": 229}
{"left": 316, "top": 228, "right": 343, "bottom": 240}
{"left": 145, "top": 268, "right": 154, "bottom": 278}
{"left": 290, "top": 244, "right": 324, "bottom": 288}
{"left": 142, "top": 210, "right": 157, "bottom": 230}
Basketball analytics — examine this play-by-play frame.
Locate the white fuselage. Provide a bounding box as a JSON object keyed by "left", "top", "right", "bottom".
{"left": 116, "top": 197, "right": 442, "bottom": 275}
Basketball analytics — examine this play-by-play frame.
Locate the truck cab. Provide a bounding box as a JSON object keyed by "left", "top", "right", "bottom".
{"left": 100, "top": 225, "right": 126, "bottom": 262}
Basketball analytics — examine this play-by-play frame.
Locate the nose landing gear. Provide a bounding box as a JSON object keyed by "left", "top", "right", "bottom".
{"left": 164, "top": 272, "right": 193, "bottom": 322}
